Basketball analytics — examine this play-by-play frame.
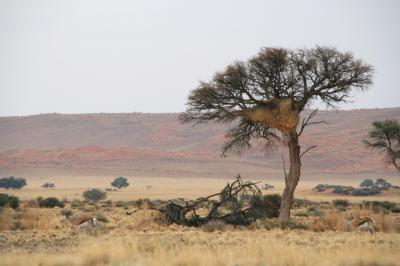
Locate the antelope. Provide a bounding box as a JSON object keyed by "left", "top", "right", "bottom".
{"left": 75, "top": 216, "right": 97, "bottom": 237}
{"left": 345, "top": 213, "right": 375, "bottom": 234}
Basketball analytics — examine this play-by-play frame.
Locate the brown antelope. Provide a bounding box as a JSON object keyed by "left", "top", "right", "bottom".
{"left": 345, "top": 213, "right": 375, "bottom": 234}
{"left": 75, "top": 216, "right": 97, "bottom": 237}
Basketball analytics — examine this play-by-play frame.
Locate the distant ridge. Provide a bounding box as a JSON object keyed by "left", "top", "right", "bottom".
{"left": 0, "top": 108, "right": 399, "bottom": 176}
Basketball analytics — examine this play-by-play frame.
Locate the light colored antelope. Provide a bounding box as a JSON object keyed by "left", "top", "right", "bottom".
{"left": 345, "top": 213, "right": 375, "bottom": 234}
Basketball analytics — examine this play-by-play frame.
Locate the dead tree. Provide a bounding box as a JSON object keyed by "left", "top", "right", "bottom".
{"left": 154, "top": 175, "right": 262, "bottom": 226}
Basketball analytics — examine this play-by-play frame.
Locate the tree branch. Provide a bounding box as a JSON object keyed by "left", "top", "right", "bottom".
{"left": 300, "top": 145, "right": 318, "bottom": 158}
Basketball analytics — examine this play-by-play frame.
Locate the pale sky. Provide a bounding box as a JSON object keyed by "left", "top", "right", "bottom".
{"left": 0, "top": 0, "right": 399, "bottom": 116}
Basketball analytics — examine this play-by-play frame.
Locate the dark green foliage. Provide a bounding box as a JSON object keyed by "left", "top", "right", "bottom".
{"left": 83, "top": 189, "right": 107, "bottom": 202}
{"left": 0, "top": 193, "right": 19, "bottom": 209}
{"left": 332, "top": 199, "right": 350, "bottom": 208}
{"left": 111, "top": 177, "right": 129, "bottom": 189}
{"left": 360, "top": 179, "right": 374, "bottom": 187}
{"left": 42, "top": 182, "right": 55, "bottom": 188}
{"left": 313, "top": 179, "right": 395, "bottom": 196}
{"left": 38, "top": 197, "right": 65, "bottom": 208}
{"left": 0, "top": 177, "right": 27, "bottom": 189}
{"left": 250, "top": 194, "right": 281, "bottom": 218}
{"left": 364, "top": 120, "right": 400, "bottom": 171}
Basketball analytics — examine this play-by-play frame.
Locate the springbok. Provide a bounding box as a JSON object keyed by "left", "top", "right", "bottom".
{"left": 75, "top": 216, "right": 97, "bottom": 237}
{"left": 345, "top": 213, "right": 375, "bottom": 234}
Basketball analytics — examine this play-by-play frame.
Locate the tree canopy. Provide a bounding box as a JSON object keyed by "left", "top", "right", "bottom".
{"left": 364, "top": 119, "right": 400, "bottom": 171}
{"left": 0, "top": 177, "right": 27, "bottom": 190}
{"left": 111, "top": 176, "right": 130, "bottom": 189}
{"left": 181, "top": 46, "right": 373, "bottom": 155}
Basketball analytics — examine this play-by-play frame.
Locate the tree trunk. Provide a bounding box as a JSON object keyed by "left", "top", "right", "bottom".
{"left": 279, "top": 130, "right": 301, "bottom": 228}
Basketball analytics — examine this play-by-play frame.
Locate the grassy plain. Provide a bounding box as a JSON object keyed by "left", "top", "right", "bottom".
{"left": 1, "top": 174, "right": 400, "bottom": 266}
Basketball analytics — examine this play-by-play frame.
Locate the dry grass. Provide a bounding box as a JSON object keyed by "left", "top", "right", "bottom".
{"left": 1, "top": 229, "right": 399, "bottom": 266}
{"left": 0, "top": 197, "right": 399, "bottom": 266}
{"left": 0, "top": 207, "right": 14, "bottom": 230}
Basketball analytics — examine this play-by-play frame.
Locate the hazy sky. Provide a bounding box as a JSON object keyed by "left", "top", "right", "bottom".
{"left": 0, "top": 0, "right": 399, "bottom": 116}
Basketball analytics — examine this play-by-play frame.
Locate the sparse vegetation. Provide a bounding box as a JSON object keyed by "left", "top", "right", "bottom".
{"left": 314, "top": 178, "right": 398, "bottom": 196}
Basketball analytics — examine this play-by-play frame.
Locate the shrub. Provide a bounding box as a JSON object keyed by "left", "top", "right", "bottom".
{"left": 38, "top": 197, "right": 65, "bottom": 208}
{"left": 332, "top": 199, "right": 350, "bottom": 209}
{"left": 360, "top": 179, "right": 374, "bottom": 187}
{"left": 0, "top": 193, "right": 19, "bottom": 209}
{"left": 250, "top": 194, "right": 281, "bottom": 218}
{"left": 111, "top": 177, "right": 129, "bottom": 189}
{"left": 71, "top": 199, "right": 84, "bottom": 208}
{"left": 42, "top": 182, "right": 55, "bottom": 188}
{"left": 83, "top": 189, "right": 107, "bottom": 202}
{"left": 0, "top": 176, "right": 27, "bottom": 189}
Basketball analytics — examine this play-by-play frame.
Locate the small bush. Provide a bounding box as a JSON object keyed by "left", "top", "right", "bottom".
{"left": 250, "top": 194, "right": 281, "bottom": 218}
{"left": 332, "top": 199, "right": 350, "bottom": 209}
{"left": 71, "top": 199, "right": 84, "bottom": 208}
{"left": 42, "top": 182, "right": 55, "bottom": 188}
{"left": 0, "top": 193, "right": 19, "bottom": 209}
{"left": 83, "top": 189, "right": 107, "bottom": 202}
{"left": 38, "top": 197, "right": 65, "bottom": 208}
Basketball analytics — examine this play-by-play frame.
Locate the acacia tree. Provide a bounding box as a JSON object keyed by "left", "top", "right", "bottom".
{"left": 363, "top": 120, "right": 400, "bottom": 171}
{"left": 181, "top": 46, "right": 373, "bottom": 227}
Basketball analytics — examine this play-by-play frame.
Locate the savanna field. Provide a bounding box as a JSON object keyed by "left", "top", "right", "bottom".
{"left": 1, "top": 182, "right": 400, "bottom": 266}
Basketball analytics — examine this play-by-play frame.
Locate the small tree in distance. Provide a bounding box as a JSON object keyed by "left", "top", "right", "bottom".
{"left": 360, "top": 179, "right": 374, "bottom": 188}
{"left": 0, "top": 177, "right": 27, "bottom": 190}
{"left": 111, "top": 177, "right": 129, "bottom": 189}
{"left": 83, "top": 188, "right": 107, "bottom": 202}
{"left": 42, "top": 182, "right": 55, "bottom": 188}
{"left": 363, "top": 119, "right": 400, "bottom": 172}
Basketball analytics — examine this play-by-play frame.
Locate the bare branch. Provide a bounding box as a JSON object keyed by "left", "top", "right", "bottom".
{"left": 300, "top": 145, "right": 318, "bottom": 158}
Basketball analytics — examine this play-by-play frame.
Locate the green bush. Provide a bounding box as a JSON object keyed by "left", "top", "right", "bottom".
{"left": 39, "top": 197, "right": 65, "bottom": 208}
{"left": 83, "top": 189, "right": 107, "bottom": 202}
{"left": 111, "top": 177, "right": 129, "bottom": 189}
{"left": 0, "top": 177, "right": 27, "bottom": 189}
{"left": 250, "top": 194, "right": 281, "bottom": 218}
{"left": 0, "top": 193, "right": 19, "bottom": 209}
{"left": 360, "top": 179, "right": 374, "bottom": 187}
